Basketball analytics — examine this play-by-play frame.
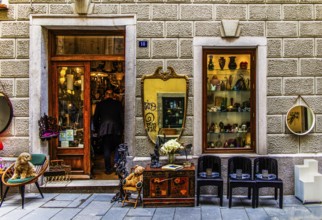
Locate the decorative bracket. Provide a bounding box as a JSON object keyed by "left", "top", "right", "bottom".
{"left": 220, "top": 20, "right": 241, "bottom": 38}
{"left": 73, "top": 0, "right": 93, "bottom": 15}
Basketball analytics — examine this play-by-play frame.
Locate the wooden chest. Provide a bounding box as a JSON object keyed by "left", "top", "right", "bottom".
{"left": 143, "top": 164, "right": 195, "bottom": 207}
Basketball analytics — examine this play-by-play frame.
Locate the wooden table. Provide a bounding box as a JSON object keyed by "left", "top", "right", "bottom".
{"left": 143, "top": 164, "right": 195, "bottom": 207}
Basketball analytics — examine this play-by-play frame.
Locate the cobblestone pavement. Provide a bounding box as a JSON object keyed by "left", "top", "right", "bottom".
{"left": 0, "top": 193, "right": 321, "bottom": 220}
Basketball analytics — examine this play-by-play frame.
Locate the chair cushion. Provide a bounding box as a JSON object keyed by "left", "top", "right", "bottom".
{"left": 8, "top": 176, "right": 34, "bottom": 184}
{"left": 31, "top": 154, "right": 46, "bottom": 165}
{"left": 123, "top": 186, "right": 138, "bottom": 191}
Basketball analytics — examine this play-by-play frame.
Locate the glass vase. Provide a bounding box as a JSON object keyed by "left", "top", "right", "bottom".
{"left": 168, "top": 153, "right": 175, "bottom": 164}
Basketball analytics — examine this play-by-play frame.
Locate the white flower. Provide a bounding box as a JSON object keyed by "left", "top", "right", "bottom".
{"left": 160, "top": 139, "right": 184, "bottom": 155}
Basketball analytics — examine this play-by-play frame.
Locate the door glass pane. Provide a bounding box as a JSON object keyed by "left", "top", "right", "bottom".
{"left": 58, "top": 66, "right": 84, "bottom": 148}
{"left": 206, "top": 54, "right": 252, "bottom": 150}
{"left": 56, "top": 36, "right": 125, "bottom": 55}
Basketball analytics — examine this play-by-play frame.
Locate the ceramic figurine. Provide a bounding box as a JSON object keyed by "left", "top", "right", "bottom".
{"left": 228, "top": 56, "right": 237, "bottom": 70}
{"left": 219, "top": 57, "right": 226, "bottom": 70}
{"left": 214, "top": 123, "right": 220, "bottom": 133}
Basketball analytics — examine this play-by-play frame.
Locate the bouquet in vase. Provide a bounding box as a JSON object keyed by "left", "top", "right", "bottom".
{"left": 160, "top": 139, "right": 184, "bottom": 155}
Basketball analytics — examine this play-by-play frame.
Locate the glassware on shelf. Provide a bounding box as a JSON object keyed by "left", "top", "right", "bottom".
{"left": 208, "top": 55, "right": 215, "bottom": 70}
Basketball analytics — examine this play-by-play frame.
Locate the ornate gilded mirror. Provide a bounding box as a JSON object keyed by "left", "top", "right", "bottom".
{"left": 141, "top": 67, "right": 189, "bottom": 143}
{"left": 286, "top": 104, "right": 315, "bottom": 135}
{"left": 0, "top": 92, "right": 13, "bottom": 134}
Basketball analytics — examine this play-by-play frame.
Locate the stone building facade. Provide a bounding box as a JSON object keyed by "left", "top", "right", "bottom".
{"left": 1, "top": 0, "right": 322, "bottom": 195}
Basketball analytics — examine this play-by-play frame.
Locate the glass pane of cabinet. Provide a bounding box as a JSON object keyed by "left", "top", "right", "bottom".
{"left": 203, "top": 49, "right": 256, "bottom": 153}
{"left": 57, "top": 66, "right": 85, "bottom": 148}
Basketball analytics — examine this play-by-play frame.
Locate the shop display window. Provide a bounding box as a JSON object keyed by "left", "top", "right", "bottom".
{"left": 203, "top": 49, "right": 256, "bottom": 153}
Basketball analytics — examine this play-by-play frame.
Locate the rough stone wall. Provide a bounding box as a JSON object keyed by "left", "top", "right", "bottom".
{"left": 1, "top": 0, "right": 322, "bottom": 159}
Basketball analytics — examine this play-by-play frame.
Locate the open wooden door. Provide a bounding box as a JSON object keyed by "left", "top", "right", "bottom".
{"left": 47, "top": 29, "right": 125, "bottom": 179}
{"left": 49, "top": 62, "right": 91, "bottom": 178}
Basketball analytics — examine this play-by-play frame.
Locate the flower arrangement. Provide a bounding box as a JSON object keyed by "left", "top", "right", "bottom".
{"left": 160, "top": 139, "right": 184, "bottom": 155}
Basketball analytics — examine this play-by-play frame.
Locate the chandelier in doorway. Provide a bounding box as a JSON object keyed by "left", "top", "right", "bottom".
{"left": 90, "top": 61, "right": 125, "bottom": 102}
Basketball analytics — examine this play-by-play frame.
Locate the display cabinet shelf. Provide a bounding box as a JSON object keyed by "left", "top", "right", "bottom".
{"left": 207, "top": 90, "right": 250, "bottom": 93}
{"left": 207, "top": 111, "right": 251, "bottom": 113}
{"left": 207, "top": 131, "right": 249, "bottom": 135}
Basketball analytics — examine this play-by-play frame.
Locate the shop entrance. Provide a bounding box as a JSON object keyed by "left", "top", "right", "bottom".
{"left": 48, "top": 30, "right": 125, "bottom": 180}
{"left": 90, "top": 63, "right": 125, "bottom": 180}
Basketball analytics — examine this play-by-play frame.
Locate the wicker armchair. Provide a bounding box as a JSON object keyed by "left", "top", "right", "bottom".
{"left": 0, "top": 154, "right": 49, "bottom": 209}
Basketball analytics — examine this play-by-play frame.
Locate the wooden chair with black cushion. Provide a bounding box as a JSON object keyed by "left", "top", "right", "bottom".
{"left": 0, "top": 154, "right": 49, "bottom": 209}
{"left": 227, "top": 156, "right": 256, "bottom": 208}
{"left": 196, "top": 155, "right": 223, "bottom": 206}
{"left": 253, "top": 157, "right": 283, "bottom": 208}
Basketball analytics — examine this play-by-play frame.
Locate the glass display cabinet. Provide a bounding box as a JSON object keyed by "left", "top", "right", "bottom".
{"left": 202, "top": 49, "right": 256, "bottom": 153}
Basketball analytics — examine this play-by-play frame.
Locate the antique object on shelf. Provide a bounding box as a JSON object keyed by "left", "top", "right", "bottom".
{"left": 0, "top": 92, "right": 13, "bottom": 134}
{"left": 219, "top": 57, "right": 226, "bottom": 70}
{"left": 228, "top": 56, "right": 237, "bottom": 70}
{"left": 203, "top": 49, "right": 256, "bottom": 153}
{"left": 240, "top": 61, "right": 248, "bottom": 70}
{"left": 141, "top": 67, "right": 189, "bottom": 144}
{"left": 286, "top": 96, "right": 315, "bottom": 135}
{"left": 143, "top": 164, "right": 195, "bottom": 207}
{"left": 208, "top": 55, "right": 214, "bottom": 70}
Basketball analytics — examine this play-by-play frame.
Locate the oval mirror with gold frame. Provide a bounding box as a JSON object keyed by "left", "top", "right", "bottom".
{"left": 141, "top": 67, "right": 189, "bottom": 144}
{"left": 286, "top": 104, "right": 315, "bottom": 135}
{"left": 0, "top": 92, "right": 13, "bottom": 134}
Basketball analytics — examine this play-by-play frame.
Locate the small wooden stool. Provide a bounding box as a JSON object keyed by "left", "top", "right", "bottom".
{"left": 122, "top": 185, "right": 143, "bottom": 208}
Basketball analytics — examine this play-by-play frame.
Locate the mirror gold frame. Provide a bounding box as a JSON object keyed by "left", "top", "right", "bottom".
{"left": 0, "top": 92, "right": 13, "bottom": 134}
{"left": 141, "top": 67, "right": 189, "bottom": 144}
{"left": 286, "top": 104, "right": 315, "bottom": 135}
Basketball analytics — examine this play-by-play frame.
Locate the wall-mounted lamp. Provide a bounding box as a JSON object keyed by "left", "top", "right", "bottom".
{"left": 73, "top": 0, "right": 93, "bottom": 15}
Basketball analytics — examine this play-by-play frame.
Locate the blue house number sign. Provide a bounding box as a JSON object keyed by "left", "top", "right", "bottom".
{"left": 139, "top": 41, "right": 148, "bottom": 48}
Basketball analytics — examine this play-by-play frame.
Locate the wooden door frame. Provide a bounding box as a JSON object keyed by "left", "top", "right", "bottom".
{"left": 49, "top": 61, "right": 91, "bottom": 176}
{"left": 47, "top": 29, "right": 126, "bottom": 177}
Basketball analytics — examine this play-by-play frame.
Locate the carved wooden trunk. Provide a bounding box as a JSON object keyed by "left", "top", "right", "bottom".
{"left": 143, "top": 164, "right": 195, "bottom": 207}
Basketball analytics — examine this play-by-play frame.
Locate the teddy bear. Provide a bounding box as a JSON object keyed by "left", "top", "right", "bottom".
{"left": 11, "top": 152, "right": 37, "bottom": 180}
{"left": 122, "top": 165, "right": 145, "bottom": 188}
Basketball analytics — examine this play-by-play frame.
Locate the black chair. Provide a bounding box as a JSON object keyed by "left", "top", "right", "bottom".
{"left": 253, "top": 157, "right": 283, "bottom": 209}
{"left": 227, "top": 156, "right": 256, "bottom": 208}
{"left": 196, "top": 155, "right": 223, "bottom": 206}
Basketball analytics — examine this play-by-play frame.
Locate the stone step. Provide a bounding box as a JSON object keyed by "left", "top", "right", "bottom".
{"left": 40, "top": 180, "right": 120, "bottom": 193}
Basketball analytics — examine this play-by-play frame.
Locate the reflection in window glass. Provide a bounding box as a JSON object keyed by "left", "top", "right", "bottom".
{"left": 56, "top": 36, "right": 124, "bottom": 55}
{"left": 58, "top": 66, "right": 84, "bottom": 148}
